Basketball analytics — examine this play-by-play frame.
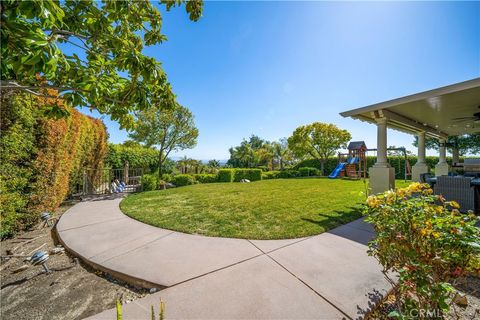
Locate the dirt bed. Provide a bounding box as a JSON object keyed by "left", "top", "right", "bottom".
{"left": 368, "top": 275, "right": 480, "bottom": 320}
{"left": 0, "top": 203, "right": 147, "bottom": 320}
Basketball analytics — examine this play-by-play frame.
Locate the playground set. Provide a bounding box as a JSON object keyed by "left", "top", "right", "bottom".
{"left": 328, "top": 141, "right": 412, "bottom": 180}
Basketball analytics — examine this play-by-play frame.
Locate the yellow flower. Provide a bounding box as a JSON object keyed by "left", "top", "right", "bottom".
{"left": 432, "top": 232, "right": 440, "bottom": 238}
{"left": 366, "top": 195, "right": 380, "bottom": 208}
{"left": 407, "top": 182, "right": 422, "bottom": 193}
{"left": 420, "top": 228, "right": 428, "bottom": 236}
{"left": 385, "top": 190, "right": 396, "bottom": 205}
{"left": 422, "top": 188, "right": 433, "bottom": 195}
{"left": 397, "top": 188, "right": 407, "bottom": 198}
{"left": 449, "top": 201, "right": 460, "bottom": 209}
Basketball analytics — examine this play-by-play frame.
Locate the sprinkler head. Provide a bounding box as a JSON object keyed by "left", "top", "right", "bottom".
{"left": 30, "top": 251, "right": 50, "bottom": 273}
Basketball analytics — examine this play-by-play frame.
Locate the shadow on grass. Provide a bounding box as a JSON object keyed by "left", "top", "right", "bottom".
{"left": 301, "top": 206, "right": 363, "bottom": 229}
{"left": 302, "top": 206, "right": 374, "bottom": 246}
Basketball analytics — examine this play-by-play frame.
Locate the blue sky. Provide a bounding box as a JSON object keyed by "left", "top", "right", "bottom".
{"left": 79, "top": 1, "right": 480, "bottom": 160}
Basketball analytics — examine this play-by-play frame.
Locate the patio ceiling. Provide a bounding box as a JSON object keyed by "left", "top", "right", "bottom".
{"left": 340, "top": 78, "right": 480, "bottom": 139}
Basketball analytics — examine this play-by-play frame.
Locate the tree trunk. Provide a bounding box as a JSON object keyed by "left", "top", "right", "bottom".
{"left": 280, "top": 158, "right": 284, "bottom": 171}
{"left": 452, "top": 148, "right": 460, "bottom": 164}
{"left": 158, "top": 152, "right": 163, "bottom": 180}
{"left": 320, "top": 160, "right": 325, "bottom": 176}
{"left": 158, "top": 152, "right": 164, "bottom": 189}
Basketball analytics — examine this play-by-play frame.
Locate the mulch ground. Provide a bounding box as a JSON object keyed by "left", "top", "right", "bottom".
{"left": 0, "top": 202, "right": 147, "bottom": 320}
{"left": 367, "top": 275, "right": 480, "bottom": 320}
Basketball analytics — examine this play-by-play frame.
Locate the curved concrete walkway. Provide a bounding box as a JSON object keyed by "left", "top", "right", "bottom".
{"left": 57, "top": 195, "right": 392, "bottom": 320}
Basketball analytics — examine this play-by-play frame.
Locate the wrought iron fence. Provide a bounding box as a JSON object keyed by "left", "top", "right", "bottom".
{"left": 81, "top": 167, "right": 143, "bottom": 195}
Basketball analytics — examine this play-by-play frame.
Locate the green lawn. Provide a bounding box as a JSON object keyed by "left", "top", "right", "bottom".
{"left": 121, "top": 178, "right": 411, "bottom": 240}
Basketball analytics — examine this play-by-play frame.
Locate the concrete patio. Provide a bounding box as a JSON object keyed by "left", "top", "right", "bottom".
{"left": 56, "top": 196, "right": 392, "bottom": 319}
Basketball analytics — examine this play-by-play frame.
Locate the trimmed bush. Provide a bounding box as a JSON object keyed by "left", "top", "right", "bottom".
{"left": 172, "top": 174, "right": 196, "bottom": 187}
{"left": 298, "top": 167, "right": 320, "bottom": 177}
{"left": 217, "top": 169, "right": 234, "bottom": 182}
{"left": 278, "top": 170, "right": 300, "bottom": 178}
{"left": 262, "top": 171, "right": 281, "bottom": 180}
{"left": 141, "top": 174, "right": 158, "bottom": 191}
{"left": 233, "top": 169, "right": 262, "bottom": 182}
{"left": 194, "top": 174, "right": 217, "bottom": 184}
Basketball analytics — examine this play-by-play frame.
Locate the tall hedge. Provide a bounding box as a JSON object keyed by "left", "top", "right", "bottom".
{"left": 0, "top": 92, "right": 37, "bottom": 238}
{"left": 295, "top": 155, "right": 464, "bottom": 178}
{"left": 106, "top": 143, "right": 159, "bottom": 171}
{"left": 0, "top": 91, "right": 108, "bottom": 238}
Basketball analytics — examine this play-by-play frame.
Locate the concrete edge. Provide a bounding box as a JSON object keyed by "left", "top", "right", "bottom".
{"left": 55, "top": 225, "right": 167, "bottom": 290}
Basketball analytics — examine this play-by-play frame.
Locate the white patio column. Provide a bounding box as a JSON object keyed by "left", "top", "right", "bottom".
{"left": 369, "top": 117, "right": 395, "bottom": 194}
{"left": 435, "top": 138, "right": 449, "bottom": 176}
{"left": 412, "top": 131, "right": 429, "bottom": 181}
{"left": 374, "top": 117, "right": 389, "bottom": 167}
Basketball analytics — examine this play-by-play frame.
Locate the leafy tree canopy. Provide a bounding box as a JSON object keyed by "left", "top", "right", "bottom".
{"left": 128, "top": 103, "right": 198, "bottom": 177}
{"left": 1, "top": 0, "right": 203, "bottom": 129}
{"left": 413, "top": 134, "right": 480, "bottom": 156}
{"left": 228, "top": 135, "right": 266, "bottom": 168}
{"left": 227, "top": 135, "right": 296, "bottom": 170}
{"left": 288, "top": 122, "right": 351, "bottom": 174}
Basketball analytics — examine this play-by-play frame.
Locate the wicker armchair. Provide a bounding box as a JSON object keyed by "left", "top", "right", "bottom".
{"left": 433, "top": 176, "right": 475, "bottom": 212}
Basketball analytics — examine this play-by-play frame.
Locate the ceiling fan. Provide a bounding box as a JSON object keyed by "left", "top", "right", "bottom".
{"left": 451, "top": 106, "right": 480, "bottom": 122}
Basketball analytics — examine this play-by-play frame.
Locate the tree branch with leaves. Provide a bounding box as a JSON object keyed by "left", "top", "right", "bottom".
{"left": 1, "top": 0, "right": 203, "bottom": 129}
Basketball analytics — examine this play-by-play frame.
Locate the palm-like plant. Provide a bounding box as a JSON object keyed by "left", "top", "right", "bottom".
{"left": 236, "top": 143, "right": 257, "bottom": 168}
{"left": 208, "top": 159, "right": 220, "bottom": 168}
{"left": 272, "top": 138, "right": 293, "bottom": 170}
{"left": 176, "top": 156, "right": 189, "bottom": 174}
{"left": 256, "top": 143, "right": 275, "bottom": 170}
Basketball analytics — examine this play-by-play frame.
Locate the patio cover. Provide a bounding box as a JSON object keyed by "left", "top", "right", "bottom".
{"left": 340, "top": 78, "right": 480, "bottom": 139}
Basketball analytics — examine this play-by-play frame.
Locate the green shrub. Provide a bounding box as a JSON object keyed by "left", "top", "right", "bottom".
{"left": 193, "top": 173, "right": 217, "bottom": 183}
{"left": 161, "top": 173, "right": 173, "bottom": 183}
{"left": 257, "top": 166, "right": 269, "bottom": 172}
{"left": 233, "top": 169, "right": 262, "bottom": 182}
{"left": 262, "top": 171, "right": 281, "bottom": 180}
{"left": 217, "top": 169, "right": 234, "bottom": 182}
{"left": 298, "top": 167, "right": 320, "bottom": 177}
{"left": 172, "top": 174, "right": 196, "bottom": 187}
{"left": 141, "top": 174, "right": 158, "bottom": 191}
{"left": 364, "top": 183, "right": 480, "bottom": 317}
{"left": 278, "top": 170, "right": 300, "bottom": 178}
